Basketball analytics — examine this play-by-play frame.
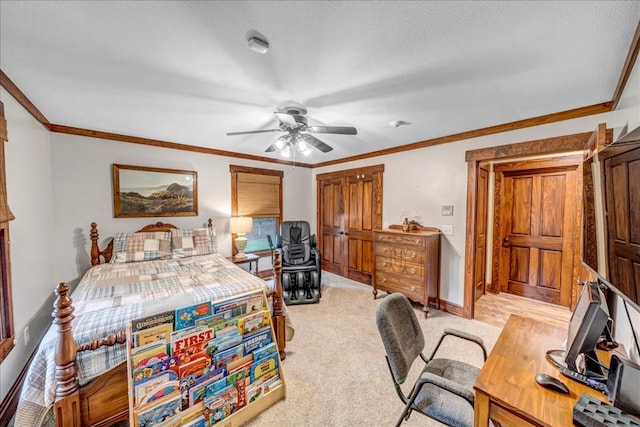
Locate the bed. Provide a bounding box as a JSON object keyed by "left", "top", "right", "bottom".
{"left": 14, "top": 220, "right": 290, "bottom": 427}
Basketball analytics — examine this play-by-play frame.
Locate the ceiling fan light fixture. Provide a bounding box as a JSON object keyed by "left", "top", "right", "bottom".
{"left": 247, "top": 36, "right": 269, "bottom": 54}
{"left": 281, "top": 145, "right": 292, "bottom": 158}
{"left": 274, "top": 135, "right": 287, "bottom": 150}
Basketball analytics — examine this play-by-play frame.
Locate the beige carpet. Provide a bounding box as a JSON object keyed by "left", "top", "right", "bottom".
{"left": 245, "top": 272, "right": 502, "bottom": 427}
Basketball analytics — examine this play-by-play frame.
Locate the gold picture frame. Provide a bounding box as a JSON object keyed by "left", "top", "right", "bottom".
{"left": 112, "top": 164, "right": 198, "bottom": 218}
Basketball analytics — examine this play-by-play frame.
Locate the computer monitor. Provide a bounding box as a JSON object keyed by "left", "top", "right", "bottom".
{"left": 564, "top": 281, "right": 610, "bottom": 379}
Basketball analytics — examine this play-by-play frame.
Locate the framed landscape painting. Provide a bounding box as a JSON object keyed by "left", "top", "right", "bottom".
{"left": 112, "top": 164, "right": 198, "bottom": 218}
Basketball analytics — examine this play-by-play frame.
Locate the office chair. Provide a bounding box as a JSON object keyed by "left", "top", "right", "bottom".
{"left": 276, "top": 220, "right": 321, "bottom": 305}
{"left": 375, "top": 293, "right": 488, "bottom": 427}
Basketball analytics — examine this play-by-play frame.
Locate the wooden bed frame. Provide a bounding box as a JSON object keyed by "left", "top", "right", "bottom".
{"left": 51, "top": 221, "right": 286, "bottom": 427}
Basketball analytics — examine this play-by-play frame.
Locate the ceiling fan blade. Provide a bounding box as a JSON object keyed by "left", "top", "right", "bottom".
{"left": 275, "top": 112, "right": 299, "bottom": 129}
{"left": 226, "top": 129, "right": 282, "bottom": 136}
{"left": 300, "top": 134, "right": 333, "bottom": 153}
{"left": 307, "top": 126, "right": 357, "bottom": 135}
{"left": 265, "top": 144, "right": 278, "bottom": 152}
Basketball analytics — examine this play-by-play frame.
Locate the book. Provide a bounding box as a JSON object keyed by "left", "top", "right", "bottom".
{"left": 252, "top": 341, "right": 277, "bottom": 362}
{"left": 134, "top": 371, "right": 178, "bottom": 404}
{"left": 170, "top": 327, "right": 214, "bottom": 362}
{"left": 186, "top": 368, "right": 225, "bottom": 407}
{"left": 237, "top": 310, "right": 269, "bottom": 335}
{"left": 242, "top": 326, "right": 272, "bottom": 354}
{"left": 206, "top": 331, "right": 243, "bottom": 357}
{"left": 263, "top": 373, "right": 281, "bottom": 393}
{"left": 226, "top": 354, "right": 252, "bottom": 378}
{"left": 139, "top": 380, "right": 180, "bottom": 405}
{"left": 131, "top": 310, "right": 175, "bottom": 334}
{"left": 133, "top": 323, "right": 173, "bottom": 349}
{"left": 131, "top": 342, "right": 169, "bottom": 370}
{"left": 245, "top": 379, "right": 263, "bottom": 404}
{"left": 132, "top": 355, "right": 178, "bottom": 383}
{"left": 178, "top": 353, "right": 212, "bottom": 379}
{"left": 213, "top": 343, "right": 244, "bottom": 370}
{"left": 213, "top": 295, "right": 250, "bottom": 315}
{"left": 175, "top": 301, "right": 213, "bottom": 330}
{"left": 250, "top": 353, "right": 278, "bottom": 382}
{"left": 134, "top": 391, "right": 181, "bottom": 427}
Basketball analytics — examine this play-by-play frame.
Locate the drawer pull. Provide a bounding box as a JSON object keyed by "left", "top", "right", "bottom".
{"left": 410, "top": 286, "right": 417, "bottom": 292}
{"left": 411, "top": 252, "right": 417, "bottom": 259}
{"left": 408, "top": 268, "right": 417, "bottom": 274}
{"left": 381, "top": 262, "right": 388, "bottom": 267}
{"left": 381, "top": 277, "right": 388, "bottom": 283}
{"left": 415, "top": 239, "right": 420, "bottom": 244}
{"left": 382, "top": 248, "right": 388, "bottom": 253}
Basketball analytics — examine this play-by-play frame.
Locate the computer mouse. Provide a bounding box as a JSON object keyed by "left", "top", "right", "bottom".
{"left": 535, "top": 373, "right": 569, "bottom": 394}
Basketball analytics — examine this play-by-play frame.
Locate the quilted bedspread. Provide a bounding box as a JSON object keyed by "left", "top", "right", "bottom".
{"left": 14, "top": 253, "right": 275, "bottom": 427}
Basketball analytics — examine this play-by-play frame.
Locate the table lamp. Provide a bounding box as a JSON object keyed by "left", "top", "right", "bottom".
{"left": 230, "top": 216, "right": 253, "bottom": 259}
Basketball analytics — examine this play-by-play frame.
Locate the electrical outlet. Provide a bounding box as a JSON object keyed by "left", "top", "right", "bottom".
{"left": 23, "top": 326, "right": 29, "bottom": 345}
{"left": 442, "top": 225, "right": 454, "bottom": 235}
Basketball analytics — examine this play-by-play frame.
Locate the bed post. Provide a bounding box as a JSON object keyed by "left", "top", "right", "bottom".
{"left": 52, "top": 282, "right": 81, "bottom": 427}
{"left": 90, "top": 222, "right": 100, "bottom": 266}
{"left": 272, "top": 251, "right": 286, "bottom": 361}
{"left": 90, "top": 222, "right": 113, "bottom": 265}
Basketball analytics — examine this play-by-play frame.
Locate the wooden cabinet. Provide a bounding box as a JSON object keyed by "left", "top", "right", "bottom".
{"left": 317, "top": 165, "right": 384, "bottom": 285}
{"left": 373, "top": 229, "right": 440, "bottom": 316}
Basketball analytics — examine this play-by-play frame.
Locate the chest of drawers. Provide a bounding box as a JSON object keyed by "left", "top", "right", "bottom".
{"left": 373, "top": 229, "right": 441, "bottom": 317}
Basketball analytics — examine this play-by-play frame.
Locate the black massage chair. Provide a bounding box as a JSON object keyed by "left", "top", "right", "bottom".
{"left": 276, "top": 220, "right": 321, "bottom": 305}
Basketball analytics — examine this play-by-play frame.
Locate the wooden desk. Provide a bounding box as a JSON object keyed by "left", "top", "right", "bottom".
{"left": 474, "top": 315, "right": 611, "bottom": 427}
{"left": 227, "top": 253, "right": 260, "bottom": 275}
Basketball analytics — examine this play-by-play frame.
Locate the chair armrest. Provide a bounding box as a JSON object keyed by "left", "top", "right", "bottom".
{"left": 418, "top": 372, "right": 474, "bottom": 406}
{"left": 310, "top": 234, "right": 317, "bottom": 247}
{"left": 443, "top": 328, "right": 488, "bottom": 361}
{"left": 425, "top": 328, "right": 488, "bottom": 362}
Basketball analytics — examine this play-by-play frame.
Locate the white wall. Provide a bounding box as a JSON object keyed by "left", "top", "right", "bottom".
{"left": 0, "top": 88, "right": 55, "bottom": 400}
{"left": 49, "top": 133, "right": 313, "bottom": 287}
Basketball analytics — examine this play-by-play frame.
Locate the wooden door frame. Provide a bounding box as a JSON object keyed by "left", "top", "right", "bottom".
{"left": 492, "top": 155, "right": 583, "bottom": 306}
{"left": 463, "top": 130, "right": 600, "bottom": 319}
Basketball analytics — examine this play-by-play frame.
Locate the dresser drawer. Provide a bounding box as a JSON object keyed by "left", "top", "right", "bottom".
{"left": 375, "top": 233, "right": 424, "bottom": 247}
{"left": 375, "top": 257, "right": 425, "bottom": 279}
{"left": 375, "top": 272, "right": 425, "bottom": 303}
{"left": 375, "top": 244, "right": 424, "bottom": 264}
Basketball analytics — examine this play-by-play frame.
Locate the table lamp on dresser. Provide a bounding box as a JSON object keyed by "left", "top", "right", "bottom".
{"left": 230, "top": 216, "right": 253, "bottom": 259}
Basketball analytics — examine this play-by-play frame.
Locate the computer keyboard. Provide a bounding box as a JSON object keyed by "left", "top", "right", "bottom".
{"left": 558, "top": 365, "right": 608, "bottom": 394}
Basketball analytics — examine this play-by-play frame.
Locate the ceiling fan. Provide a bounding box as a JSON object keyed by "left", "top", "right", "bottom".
{"left": 226, "top": 103, "right": 357, "bottom": 157}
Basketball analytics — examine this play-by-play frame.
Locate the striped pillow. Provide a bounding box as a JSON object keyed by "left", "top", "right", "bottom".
{"left": 171, "top": 227, "right": 217, "bottom": 258}
{"left": 111, "top": 231, "right": 172, "bottom": 263}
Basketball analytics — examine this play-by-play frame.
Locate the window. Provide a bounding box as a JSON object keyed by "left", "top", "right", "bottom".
{"left": 230, "top": 166, "right": 283, "bottom": 257}
{"left": 0, "top": 101, "right": 15, "bottom": 362}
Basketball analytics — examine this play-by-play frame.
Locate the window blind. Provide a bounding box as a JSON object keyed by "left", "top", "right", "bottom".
{"left": 236, "top": 172, "right": 281, "bottom": 217}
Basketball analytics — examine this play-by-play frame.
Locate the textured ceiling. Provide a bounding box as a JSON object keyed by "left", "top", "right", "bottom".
{"left": 1, "top": 1, "right": 639, "bottom": 164}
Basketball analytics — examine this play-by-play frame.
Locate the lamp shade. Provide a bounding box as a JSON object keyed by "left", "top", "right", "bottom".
{"left": 230, "top": 216, "right": 253, "bottom": 234}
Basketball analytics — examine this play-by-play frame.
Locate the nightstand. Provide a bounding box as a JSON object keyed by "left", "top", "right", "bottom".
{"left": 227, "top": 253, "right": 260, "bottom": 275}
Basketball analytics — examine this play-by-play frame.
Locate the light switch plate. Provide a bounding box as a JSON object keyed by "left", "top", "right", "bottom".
{"left": 442, "top": 225, "right": 454, "bottom": 235}
{"left": 441, "top": 205, "right": 454, "bottom": 216}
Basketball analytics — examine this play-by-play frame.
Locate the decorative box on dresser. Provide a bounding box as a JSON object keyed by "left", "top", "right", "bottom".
{"left": 373, "top": 227, "right": 441, "bottom": 317}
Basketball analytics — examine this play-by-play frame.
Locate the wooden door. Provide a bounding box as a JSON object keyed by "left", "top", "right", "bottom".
{"left": 604, "top": 146, "right": 640, "bottom": 305}
{"left": 344, "top": 172, "right": 378, "bottom": 284}
{"left": 317, "top": 165, "right": 383, "bottom": 285}
{"left": 474, "top": 166, "right": 489, "bottom": 300}
{"left": 497, "top": 160, "right": 579, "bottom": 307}
{"left": 318, "top": 177, "right": 345, "bottom": 275}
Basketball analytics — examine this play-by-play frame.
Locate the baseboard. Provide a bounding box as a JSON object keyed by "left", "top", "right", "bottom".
{"left": 438, "top": 299, "right": 465, "bottom": 317}
{"left": 0, "top": 346, "right": 37, "bottom": 427}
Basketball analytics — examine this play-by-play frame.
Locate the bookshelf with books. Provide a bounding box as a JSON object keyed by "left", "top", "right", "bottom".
{"left": 126, "top": 290, "right": 286, "bottom": 426}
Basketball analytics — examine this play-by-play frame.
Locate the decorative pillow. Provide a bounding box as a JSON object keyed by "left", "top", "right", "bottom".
{"left": 171, "top": 227, "right": 217, "bottom": 258}
{"left": 111, "top": 231, "right": 172, "bottom": 263}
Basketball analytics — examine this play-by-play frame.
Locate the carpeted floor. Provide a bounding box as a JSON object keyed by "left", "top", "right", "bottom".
{"left": 244, "top": 271, "right": 501, "bottom": 427}
{"left": 9, "top": 272, "right": 501, "bottom": 427}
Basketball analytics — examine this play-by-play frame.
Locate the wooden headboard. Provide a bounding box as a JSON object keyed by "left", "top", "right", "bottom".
{"left": 90, "top": 219, "right": 213, "bottom": 266}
